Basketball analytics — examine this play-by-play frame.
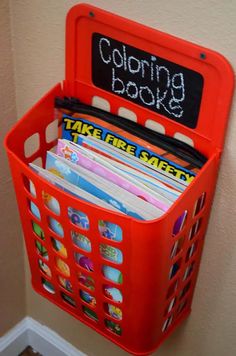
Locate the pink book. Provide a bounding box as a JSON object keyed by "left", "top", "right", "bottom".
{"left": 56, "top": 139, "right": 171, "bottom": 212}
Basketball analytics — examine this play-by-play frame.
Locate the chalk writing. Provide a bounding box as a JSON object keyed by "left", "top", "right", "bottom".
{"left": 92, "top": 33, "right": 203, "bottom": 128}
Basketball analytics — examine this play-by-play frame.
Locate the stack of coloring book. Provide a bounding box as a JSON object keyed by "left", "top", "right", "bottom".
{"left": 30, "top": 135, "right": 189, "bottom": 226}
{"left": 29, "top": 96, "right": 207, "bottom": 229}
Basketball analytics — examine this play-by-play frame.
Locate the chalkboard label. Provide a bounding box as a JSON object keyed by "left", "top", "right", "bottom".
{"left": 92, "top": 33, "right": 204, "bottom": 129}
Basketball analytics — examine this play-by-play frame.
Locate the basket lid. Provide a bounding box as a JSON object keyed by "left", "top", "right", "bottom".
{"left": 65, "top": 3, "right": 234, "bottom": 153}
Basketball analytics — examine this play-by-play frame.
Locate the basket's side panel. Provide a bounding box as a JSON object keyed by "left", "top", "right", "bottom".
{"left": 5, "top": 83, "right": 65, "bottom": 310}
{"left": 5, "top": 84, "right": 62, "bottom": 165}
{"left": 155, "top": 155, "right": 220, "bottom": 351}
{"left": 120, "top": 154, "right": 220, "bottom": 354}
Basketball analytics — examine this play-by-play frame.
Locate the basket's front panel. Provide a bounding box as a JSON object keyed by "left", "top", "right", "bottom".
{"left": 5, "top": 86, "right": 145, "bottom": 352}
{"left": 11, "top": 160, "right": 133, "bottom": 341}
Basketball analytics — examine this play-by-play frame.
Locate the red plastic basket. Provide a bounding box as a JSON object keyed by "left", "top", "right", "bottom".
{"left": 4, "top": 4, "right": 234, "bottom": 355}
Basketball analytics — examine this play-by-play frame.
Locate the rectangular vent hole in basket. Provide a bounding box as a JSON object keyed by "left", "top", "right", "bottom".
{"left": 102, "top": 265, "right": 123, "bottom": 284}
{"left": 179, "top": 281, "right": 191, "bottom": 300}
{"left": 43, "top": 192, "right": 60, "bottom": 215}
{"left": 32, "top": 221, "right": 45, "bottom": 239}
{"left": 173, "top": 133, "right": 194, "bottom": 147}
{"left": 177, "top": 299, "right": 188, "bottom": 316}
{"left": 193, "top": 192, "right": 206, "bottom": 216}
{"left": 100, "top": 244, "right": 123, "bottom": 264}
{"left": 23, "top": 176, "right": 36, "bottom": 197}
{"left": 166, "top": 279, "right": 179, "bottom": 299}
{"left": 68, "top": 207, "right": 89, "bottom": 230}
{"left": 172, "top": 211, "right": 188, "bottom": 236}
{"left": 80, "top": 289, "right": 96, "bottom": 307}
{"left": 45, "top": 119, "right": 59, "bottom": 143}
{"left": 92, "top": 95, "right": 111, "bottom": 112}
{"left": 72, "top": 231, "right": 91, "bottom": 252}
{"left": 105, "top": 303, "right": 122, "bottom": 321}
{"left": 58, "top": 275, "right": 73, "bottom": 293}
{"left": 105, "top": 319, "right": 122, "bottom": 336}
{"left": 118, "top": 107, "right": 137, "bottom": 122}
{"left": 186, "top": 241, "right": 199, "bottom": 262}
{"left": 48, "top": 216, "right": 64, "bottom": 237}
{"left": 61, "top": 292, "right": 76, "bottom": 307}
{"left": 145, "top": 119, "right": 165, "bottom": 134}
{"left": 162, "top": 314, "right": 173, "bottom": 333}
{"left": 24, "top": 133, "right": 40, "bottom": 158}
{"left": 98, "top": 220, "right": 122, "bottom": 242}
{"left": 103, "top": 285, "right": 123, "bottom": 303}
{"left": 189, "top": 219, "right": 202, "bottom": 240}
{"left": 165, "top": 297, "right": 176, "bottom": 315}
{"left": 32, "top": 156, "right": 43, "bottom": 167}
{"left": 38, "top": 259, "right": 51, "bottom": 278}
{"left": 169, "top": 258, "right": 182, "bottom": 279}
{"left": 183, "top": 262, "right": 195, "bottom": 281}
{"left": 75, "top": 253, "right": 94, "bottom": 272}
{"left": 55, "top": 257, "right": 70, "bottom": 277}
{"left": 82, "top": 305, "right": 98, "bottom": 322}
{"left": 42, "top": 278, "right": 55, "bottom": 294}
{"left": 170, "top": 236, "right": 185, "bottom": 259}
{"left": 35, "top": 240, "right": 48, "bottom": 260}
{"left": 78, "top": 272, "right": 95, "bottom": 291}
{"left": 28, "top": 199, "right": 41, "bottom": 220}
{"left": 51, "top": 238, "right": 68, "bottom": 258}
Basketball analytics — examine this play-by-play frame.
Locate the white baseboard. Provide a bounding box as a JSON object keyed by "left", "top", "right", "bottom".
{"left": 0, "top": 318, "right": 28, "bottom": 356}
{"left": 0, "top": 317, "right": 87, "bottom": 356}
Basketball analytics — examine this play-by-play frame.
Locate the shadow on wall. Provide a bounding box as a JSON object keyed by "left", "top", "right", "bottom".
{"left": 0, "top": 0, "right": 26, "bottom": 336}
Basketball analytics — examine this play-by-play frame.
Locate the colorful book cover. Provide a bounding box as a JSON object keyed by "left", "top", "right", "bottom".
{"left": 98, "top": 220, "right": 123, "bottom": 242}
{"left": 68, "top": 207, "right": 90, "bottom": 230}
{"left": 75, "top": 135, "right": 187, "bottom": 192}
{"left": 65, "top": 138, "right": 181, "bottom": 201}
{"left": 29, "top": 179, "right": 64, "bottom": 236}
{"left": 29, "top": 163, "right": 122, "bottom": 215}
{"left": 99, "top": 243, "right": 123, "bottom": 264}
{"left": 45, "top": 152, "right": 163, "bottom": 220}
{"left": 104, "top": 285, "right": 123, "bottom": 302}
{"left": 59, "top": 112, "right": 196, "bottom": 183}
{"left": 71, "top": 231, "right": 91, "bottom": 252}
{"left": 57, "top": 139, "right": 171, "bottom": 211}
